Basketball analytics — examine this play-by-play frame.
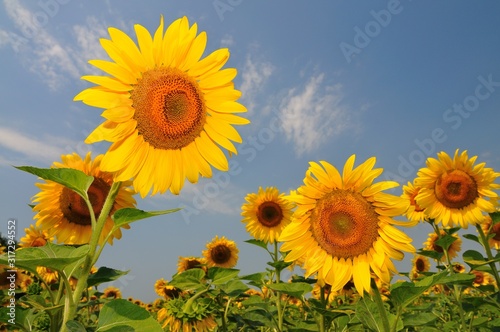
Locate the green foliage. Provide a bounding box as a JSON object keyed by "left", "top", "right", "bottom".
{"left": 96, "top": 299, "right": 163, "bottom": 331}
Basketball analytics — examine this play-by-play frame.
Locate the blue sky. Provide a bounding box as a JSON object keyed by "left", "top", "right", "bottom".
{"left": 1, "top": 0, "right": 500, "bottom": 302}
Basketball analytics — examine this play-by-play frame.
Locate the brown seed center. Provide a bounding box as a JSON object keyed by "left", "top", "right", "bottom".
{"left": 60, "top": 178, "right": 110, "bottom": 226}
{"left": 211, "top": 245, "right": 232, "bottom": 264}
{"left": 131, "top": 67, "right": 206, "bottom": 150}
{"left": 434, "top": 170, "right": 478, "bottom": 209}
{"left": 257, "top": 201, "right": 283, "bottom": 227}
{"left": 310, "top": 190, "right": 379, "bottom": 259}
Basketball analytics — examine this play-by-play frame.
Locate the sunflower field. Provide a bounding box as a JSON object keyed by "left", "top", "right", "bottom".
{"left": 1, "top": 14, "right": 500, "bottom": 332}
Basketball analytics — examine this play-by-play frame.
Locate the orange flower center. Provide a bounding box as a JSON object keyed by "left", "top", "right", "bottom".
{"left": 60, "top": 178, "right": 110, "bottom": 226}
{"left": 132, "top": 67, "right": 206, "bottom": 150}
{"left": 257, "top": 201, "right": 283, "bottom": 227}
{"left": 310, "top": 190, "right": 379, "bottom": 259}
{"left": 184, "top": 259, "right": 203, "bottom": 271}
{"left": 491, "top": 222, "right": 500, "bottom": 241}
{"left": 31, "top": 237, "right": 47, "bottom": 247}
{"left": 473, "top": 271, "right": 484, "bottom": 285}
{"left": 434, "top": 170, "right": 478, "bottom": 209}
{"left": 415, "top": 257, "right": 427, "bottom": 272}
{"left": 210, "top": 244, "right": 232, "bottom": 264}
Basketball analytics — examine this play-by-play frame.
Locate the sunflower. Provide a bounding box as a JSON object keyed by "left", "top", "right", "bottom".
{"left": 157, "top": 297, "right": 217, "bottom": 332}
{"left": 414, "top": 149, "right": 500, "bottom": 228}
{"left": 401, "top": 181, "right": 426, "bottom": 224}
{"left": 279, "top": 156, "right": 415, "bottom": 295}
{"left": 410, "top": 255, "right": 431, "bottom": 280}
{"left": 452, "top": 262, "right": 466, "bottom": 273}
{"left": 19, "top": 224, "right": 53, "bottom": 248}
{"left": 36, "top": 266, "right": 59, "bottom": 285}
{"left": 481, "top": 214, "right": 500, "bottom": 250}
{"left": 101, "top": 286, "right": 122, "bottom": 299}
{"left": 74, "top": 16, "right": 249, "bottom": 197}
{"left": 32, "top": 152, "right": 136, "bottom": 245}
{"left": 154, "top": 278, "right": 180, "bottom": 299}
{"left": 202, "top": 236, "right": 239, "bottom": 268}
{"left": 471, "top": 270, "right": 496, "bottom": 287}
{"left": 241, "top": 187, "right": 295, "bottom": 244}
{"left": 423, "top": 230, "right": 462, "bottom": 262}
{"left": 177, "top": 256, "right": 207, "bottom": 274}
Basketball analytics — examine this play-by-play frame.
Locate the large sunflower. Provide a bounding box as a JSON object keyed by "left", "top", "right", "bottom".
{"left": 202, "top": 236, "right": 239, "bottom": 268}
{"left": 414, "top": 149, "right": 500, "bottom": 228}
{"left": 279, "top": 156, "right": 415, "bottom": 295}
{"left": 74, "top": 16, "right": 249, "bottom": 197}
{"left": 241, "top": 187, "right": 295, "bottom": 244}
{"left": 32, "top": 152, "right": 136, "bottom": 245}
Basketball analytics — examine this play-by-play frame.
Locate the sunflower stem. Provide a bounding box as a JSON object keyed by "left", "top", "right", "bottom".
{"left": 273, "top": 242, "right": 283, "bottom": 332}
{"left": 476, "top": 224, "right": 500, "bottom": 288}
{"left": 372, "top": 281, "right": 391, "bottom": 332}
{"left": 60, "top": 181, "right": 122, "bottom": 332}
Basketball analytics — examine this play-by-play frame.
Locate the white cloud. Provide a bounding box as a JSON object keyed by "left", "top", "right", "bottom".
{"left": 239, "top": 55, "right": 275, "bottom": 114}
{"left": 279, "top": 73, "right": 351, "bottom": 156}
{"left": 220, "top": 34, "right": 234, "bottom": 47}
{"left": 0, "top": 126, "right": 82, "bottom": 166}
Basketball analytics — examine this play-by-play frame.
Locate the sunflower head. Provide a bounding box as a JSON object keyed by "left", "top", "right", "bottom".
{"left": 154, "top": 278, "right": 181, "bottom": 299}
{"left": 415, "top": 149, "right": 500, "bottom": 228}
{"left": 102, "top": 286, "right": 122, "bottom": 299}
{"left": 423, "top": 230, "right": 462, "bottom": 262}
{"left": 74, "top": 16, "right": 249, "bottom": 197}
{"left": 401, "top": 181, "right": 426, "bottom": 224}
{"left": 279, "top": 155, "right": 415, "bottom": 295}
{"left": 481, "top": 214, "right": 500, "bottom": 250}
{"left": 32, "top": 152, "right": 136, "bottom": 245}
{"left": 19, "top": 224, "right": 54, "bottom": 248}
{"left": 36, "top": 266, "right": 59, "bottom": 285}
{"left": 241, "top": 187, "right": 295, "bottom": 244}
{"left": 471, "top": 270, "right": 496, "bottom": 288}
{"left": 158, "top": 296, "right": 217, "bottom": 332}
{"left": 177, "top": 256, "right": 207, "bottom": 274}
{"left": 202, "top": 236, "right": 239, "bottom": 268}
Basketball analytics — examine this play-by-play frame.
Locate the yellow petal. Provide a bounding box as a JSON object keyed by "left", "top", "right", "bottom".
{"left": 195, "top": 131, "right": 228, "bottom": 171}
{"left": 199, "top": 68, "right": 237, "bottom": 90}
{"left": 87, "top": 59, "right": 137, "bottom": 85}
{"left": 108, "top": 27, "right": 146, "bottom": 69}
{"left": 188, "top": 48, "right": 229, "bottom": 79}
{"left": 134, "top": 24, "right": 155, "bottom": 69}
{"left": 180, "top": 31, "right": 207, "bottom": 71}
{"left": 81, "top": 75, "right": 132, "bottom": 92}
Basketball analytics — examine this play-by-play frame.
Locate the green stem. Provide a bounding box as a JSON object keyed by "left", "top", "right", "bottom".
{"left": 372, "top": 281, "right": 390, "bottom": 332}
{"left": 476, "top": 224, "right": 500, "bottom": 288}
{"left": 274, "top": 242, "right": 283, "bottom": 332}
{"left": 60, "top": 181, "right": 122, "bottom": 332}
{"left": 318, "top": 285, "right": 326, "bottom": 332}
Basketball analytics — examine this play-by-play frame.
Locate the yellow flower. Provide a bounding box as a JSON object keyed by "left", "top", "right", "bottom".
{"left": 102, "top": 286, "right": 122, "bottom": 299}
{"left": 410, "top": 255, "right": 431, "bottom": 280}
{"left": 74, "top": 16, "right": 249, "bottom": 197}
{"left": 423, "top": 230, "right": 462, "bottom": 262}
{"left": 32, "top": 152, "right": 136, "bottom": 245}
{"left": 36, "top": 266, "right": 59, "bottom": 285}
{"left": 158, "top": 302, "right": 217, "bottom": 332}
{"left": 481, "top": 214, "right": 500, "bottom": 250}
{"left": 19, "top": 224, "right": 54, "bottom": 248}
{"left": 279, "top": 156, "right": 415, "bottom": 295}
{"left": 176, "top": 256, "right": 207, "bottom": 274}
{"left": 241, "top": 187, "right": 295, "bottom": 244}
{"left": 401, "top": 181, "right": 426, "bottom": 224}
{"left": 471, "top": 270, "right": 496, "bottom": 287}
{"left": 202, "top": 236, "right": 239, "bottom": 268}
{"left": 154, "top": 278, "right": 180, "bottom": 299}
{"left": 415, "top": 149, "right": 500, "bottom": 228}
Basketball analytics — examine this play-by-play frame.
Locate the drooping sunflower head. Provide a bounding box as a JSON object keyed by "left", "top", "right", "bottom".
{"left": 74, "top": 16, "right": 249, "bottom": 197}
{"left": 414, "top": 149, "right": 500, "bottom": 228}
{"left": 19, "top": 224, "right": 54, "bottom": 248}
{"left": 177, "top": 256, "right": 207, "bottom": 274}
{"left": 154, "top": 278, "right": 181, "bottom": 300}
{"left": 401, "top": 181, "right": 426, "bottom": 224}
{"left": 158, "top": 297, "right": 217, "bottom": 332}
{"left": 202, "top": 235, "right": 239, "bottom": 268}
{"left": 279, "top": 155, "right": 415, "bottom": 295}
{"left": 32, "top": 152, "right": 136, "bottom": 245}
{"left": 241, "top": 186, "right": 295, "bottom": 244}
{"left": 423, "top": 230, "right": 462, "bottom": 262}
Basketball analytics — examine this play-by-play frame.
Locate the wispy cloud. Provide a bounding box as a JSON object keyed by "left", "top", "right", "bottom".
{"left": 0, "top": 126, "right": 82, "bottom": 166}
{"left": 278, "top": 73, "right": 352, "bottom": 156}
{"left": 239, "top": 55, "right": 275, "bottom": 114}
{"left": 1, "top": 0, "right": 109, "bottom": 91}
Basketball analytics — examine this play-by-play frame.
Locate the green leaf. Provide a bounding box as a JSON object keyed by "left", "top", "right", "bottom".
{"left": 19, "top": 295, "right": 64, "bottom": 313}
{"left": 15, "top": 166, "right": 94, "bottom": 198}
{"left": 87, "top": 267, "right": 129, "bottom": 288}
{"left": 402, "top": 312, "right": 437, "bottom": 327}
{"left": 391, "top": 271, "right": 449, "bottom": 308}
{"left": 244, "top": 239, "right": 269, "bottom": 250}
{"left": 417, "top": 249, "right": 444, "bottom": 261}
{"left": 66, "top": 320, "right": 88, "bottom": 332}
{"left": 112, "top": 207, "right": 180, "bottom": 227}
{"left": 434, "top": 234, "right": 458, "bottom": 251}
{"left": 463, "top": 249, "right": 487, "bottom": 268}
{"left": 219, "top": 279, "right": 249, "bottom": 297}
{"left": 169, "top": 268, "right": 206, "bottom": 292}
{"left": 266, "top": 282, "right": 312, "bottom": 298}
{"left": 0, "top": 243, "right": 89, "bottom": 274}
{"left": 267, "top": 260, "right": 293, "bottom": 272}
{"left": 439, "top": 273, "right": 475, "bottom": 285}
{"left": 207, "top": 267, "right": 240, "bottom": 285}
{"left": 0, "top": 306, "right": 36, "bottom": 329}
{"left": 355, "top": 297, "right": 386, "bottom": 332}
{"left": 96, "top": 299, "right": 162, "bottom": 331}
{"left": 490, "top": 211, "right": 500, "bottom": 225}
{"left": 463, "top": 233, "right": 480, "bottom": 243}
{"left": 240, "top": 272, "right": 267, "bottom": 283}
